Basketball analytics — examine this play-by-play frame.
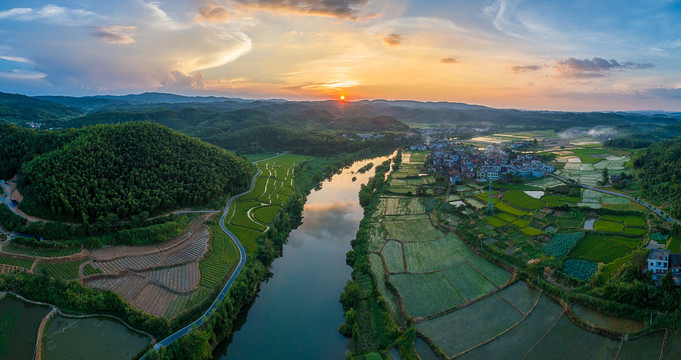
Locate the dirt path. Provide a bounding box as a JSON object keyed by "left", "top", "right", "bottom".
{"left": 34, "top": 307, "right": 56, "bottom": 360}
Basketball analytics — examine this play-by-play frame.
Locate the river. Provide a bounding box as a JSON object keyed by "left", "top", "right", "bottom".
{"left": 214, "top": 154, "right": 392, "bottom": 360}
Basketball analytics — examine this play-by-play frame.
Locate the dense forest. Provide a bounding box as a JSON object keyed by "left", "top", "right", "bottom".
{"left": 7, "top": 122, "right": 252, "bottom": 222}
{"left": 605, "top": 124, "right": 681, "bottom": 149}
{"left": 0, "top": 92, "right": 82, "bottom": 125}
{"left": 634, "top": 138, "right": 681, "bottom": 218}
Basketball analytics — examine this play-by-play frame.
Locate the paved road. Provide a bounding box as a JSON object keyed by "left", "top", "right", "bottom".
{"left": 549, "top": 174, "right": 681, "bottom": 226}
{"left": 145, "top": 153, "right": 286, "bottom": 356}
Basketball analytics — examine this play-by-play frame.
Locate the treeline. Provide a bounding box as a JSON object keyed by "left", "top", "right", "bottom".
{"left": 12, "top": 122, "right": 252, "bottom": 222}
{"left": 605, "top": 125, "right": 681, "bottom": 149}
{"left": 203, "top": 124, "right": 405, "bottom": 156}
{"left": 341, "top": 155, "right": 418, "bottom": 360}
{"left": 633, "top": 137, "right": 681, "bottom": 218}
{"left": 16, "top": 213, "right": 192, "bottom": 248}
{"left": 0, "top": 204, "right": 26, "bottom": 231}
{"left": 0, "top": 124, "right": 77, "bottom": 179}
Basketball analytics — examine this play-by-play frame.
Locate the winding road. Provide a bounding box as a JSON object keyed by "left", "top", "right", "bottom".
{"left": 549, "top": 174, "right": 681, "bottom": 226}
{"left": 145, "top": 153, "right": 287, "bottom": 356}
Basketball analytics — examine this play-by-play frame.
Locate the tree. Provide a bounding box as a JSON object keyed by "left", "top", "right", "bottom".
{"left": 602, "top": 168, "right": 609, "bottom": 185}
{"left": 662, "top": 271, "right": 676, "bottom": 294}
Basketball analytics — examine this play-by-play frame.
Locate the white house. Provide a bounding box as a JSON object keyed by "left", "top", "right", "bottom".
{"left": 648, "top": 249, "right": 670, "bottom": 274}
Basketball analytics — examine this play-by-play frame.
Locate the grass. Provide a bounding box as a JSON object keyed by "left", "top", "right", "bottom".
{"left": 382, "top": 215, "right": 444, "bottom": 243}
{"left": 34, "top": 259, "right": 87, "bottom": 280}
{"left": 199, "top": 222, "right": 239, "bottom": 289}
{"left": 503, "top": 190, "right": 545, "bottom": 210}
{"left": 389, "top": 272, "right": 465, "bottom": 317}
{"left": 2, "top": 245, "right": 81, "bottom": 258}
{"left": 403, "top": 234, "right": 474, "bottom": 273}
{"left": 594, "top": 220, "right": 624, "bottom": 233}
{"left": 599, "top": 255, "right": 631, "bottom": 282}
{"left": 495, "top": 202, "right": 529, "bottom": 217}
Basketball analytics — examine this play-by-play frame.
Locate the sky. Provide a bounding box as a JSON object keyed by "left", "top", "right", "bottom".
{"left": 0, "top": 0, "right": 680, "bottom": 111}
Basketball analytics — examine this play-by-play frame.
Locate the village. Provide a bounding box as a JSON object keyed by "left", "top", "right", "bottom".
{"left": 413, "top": 139, "right": 555, "bottom": 184}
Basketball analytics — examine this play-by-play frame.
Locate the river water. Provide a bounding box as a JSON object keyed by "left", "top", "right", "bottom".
{"left": 214, "top": 154, "right": 391, "bottom": 360}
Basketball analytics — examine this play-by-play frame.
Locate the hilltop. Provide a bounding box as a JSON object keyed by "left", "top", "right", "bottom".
{"left": 2, "top": 122, "right": 252, "bottom": 222}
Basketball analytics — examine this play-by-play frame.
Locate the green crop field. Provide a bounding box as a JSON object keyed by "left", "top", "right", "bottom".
{"left": 618, "top": 331, "right": 664, "bottom": 360}
{"left": 570, "top": 148, "right": 608, "bottom": 164}
{"left": 252, "top": 205, "right": 280, "bottom": 224}
{"left": 600, "top": 215, "right": 625, "bottom": 223}
{"left": 667, "top": 236, "right": 681, "bottom": 252}
{"left": 571, "top": 239, "right": 629, "bottom": 263}
{"left": 571, "top": 304, "right": 643, "bottom": 334}
{"left": 381, "top": 240, "right": 405, "bottom": 273}
{"left": 467, "top": 256, "right": 511, "bottom": 286}
{"left": 521, "top": 226, "right": 543, "bottom": 236}
{"left": 503, "top": 190, "right": 545, "bottom": 210}
{"left": 512, "top": 219, "right": 531, "bottom": 228}
{"left": 389, "top": 272, "right": 465, "bottom": 317}
{"left": 369, "top": 254, "right": 401, "bottom": 321}
{"left": 555, "top": 212, "right": 586, "bottom": 228}
{"left": 34, "top": 259, "right": 87, "bottom": 280}
{"left": 416, "top": 294, "right": 523, "bottom": 357}
{"left": 0, "top": 256, "right": 33, "bottom": 269}
{"left": 199, "top": 223, "right": 239, "bottom": 289}
{"left": 496, "top": 282, "right": 541, "bottom": 313}
{"left": 403, "top": 234, "right": 474, "bottom": 272}
{"left": 496, "top": 213, "right": 518, "bottom": 223}
{"left": 225, "top": 224, "right": 261, "bottom": 255}
{"left": 442, "top": 264, "right": 498, "bottom": 302}
{"left": 608, "top": 236, "right": 642, "bottom": 249}
{"left": 382, "top": 215, "right": 443, "bottom": 242}
{"left": 624, "top": 227, "right": 647, "bottom": 236}
{"left": 82, "top": 264, "right": 102, "bottom": 276}
{"left": 228, "top": 200, "right": 267, "bottom": 231}
{"left": 599, "top": 255, "right": 631, "bottom": 282}
{"left": 495, "top": 202, "right": 529, "bottom": 216}
{"left": 457, "top": 296, "right": 564, "bottom": 360}
{"left": 563, "top": 259, "right": 597, "bottom": 282}
{"left": 594, "top": 220, "right": 624, "bottom": 233}
{"left": 486, "top": 216, "right": 508, "bottom": 227}
{"left": 2, "top": 245, "right": 81, "bottom": 258}
{"left": 524, "top": 316, "right": 620, "bottom": 360}
{"left": 663, "top": 332, "right": 681, "bottom": 359}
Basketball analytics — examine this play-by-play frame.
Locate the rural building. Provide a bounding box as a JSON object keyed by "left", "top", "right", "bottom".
{"left": 648, "top": 249, "right": 670, "bottom": 274}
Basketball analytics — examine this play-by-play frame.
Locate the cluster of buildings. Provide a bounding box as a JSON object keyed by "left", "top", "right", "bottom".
{"left": 427, "top": 142, "right": 555, "bottom": 184}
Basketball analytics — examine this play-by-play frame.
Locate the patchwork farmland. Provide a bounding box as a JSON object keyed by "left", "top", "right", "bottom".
{"left": 0, "top": 154, "right": 307, "bottom": 320}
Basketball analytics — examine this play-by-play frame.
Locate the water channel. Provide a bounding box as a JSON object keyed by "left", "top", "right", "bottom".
{"left": 214, "top": 154, "right": 392, "bottom": 360}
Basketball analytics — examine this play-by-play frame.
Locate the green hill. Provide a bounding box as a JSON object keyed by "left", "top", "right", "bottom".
{"left": 634, "top": 137, "right": 681, "bottom": 218}
{"left": 9, "top": 122, "right": 252, "bottom": 222}
{"left": 0, "top": 92, "right": 82, "bottom": 125}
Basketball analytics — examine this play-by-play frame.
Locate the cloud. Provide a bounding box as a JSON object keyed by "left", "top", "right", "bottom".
{"left": 0, "top": 69, "right": 47, "bottom": 80}
{"left": 509, "top": 65, "right": 541, "bottom": 73}
{"left": 233, "top": 0, "right": 370, "bottom": 19}
{"left": 160, "top": 70, "right": 206, "bottom": 90}
{"left": 195, "top": 5, "right": 230, "bottom": 23}
{"left": 0, "top": 55, "right": 33, "bottom": 64}
{"left": 440, "top": 57, "right": 458, "bottom": 64}
{"left": 91, "top": 26, "right": 137, "bottom": 44}
{"left": 644, "top": 88, "right": 681, "bottom": 99}
{"left": 383, "top": 33, "right": 403, "bottom": 46}
{"left": 553, "top": 57, "right": 654, "bottom": 78}
{"left": 0, "top": 4, "right": 97, "bottom": 25}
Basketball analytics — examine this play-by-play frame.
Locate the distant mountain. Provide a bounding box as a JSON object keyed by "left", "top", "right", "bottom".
{"left": 0, "top": 92, "right": 82, "bottom": 124}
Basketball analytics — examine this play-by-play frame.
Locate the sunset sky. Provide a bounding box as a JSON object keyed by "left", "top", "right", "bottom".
{"left": 1, "top": 0, "right": 680, "bottom": 111}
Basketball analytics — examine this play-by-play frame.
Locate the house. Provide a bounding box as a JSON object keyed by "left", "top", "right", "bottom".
{"left": 670, "top": 254, "right": 681, "bottom": 274}
{"left": 648, "top": 249, "right": 671, "bottom": 275}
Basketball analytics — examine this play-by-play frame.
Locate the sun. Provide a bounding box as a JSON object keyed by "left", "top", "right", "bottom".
{"left": 339, "top": 95, "right": 346, "bottom": 101}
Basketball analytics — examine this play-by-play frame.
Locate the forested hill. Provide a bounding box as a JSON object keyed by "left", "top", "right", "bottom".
{"left": 2, "top": 122, "right": 252, "bottom": 222}
{"left": 0, "top": 91, "right": 82, "bottom": 124}
{"left": 634, "top": 137, "right": 681, "bottom": 218}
